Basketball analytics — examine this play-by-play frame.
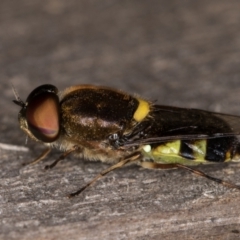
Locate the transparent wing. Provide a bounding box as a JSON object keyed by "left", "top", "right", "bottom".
{"left": 123, "top": 105, "right": 240, "bottom": 147}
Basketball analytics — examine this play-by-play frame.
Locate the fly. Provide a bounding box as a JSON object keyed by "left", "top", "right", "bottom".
{"left": 13, "top": 84, "right": 240, "bottom": 197}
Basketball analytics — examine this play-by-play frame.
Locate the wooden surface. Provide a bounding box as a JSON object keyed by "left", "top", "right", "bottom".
{"left": 1, "top": 0, "right": 240, "bottom": 239}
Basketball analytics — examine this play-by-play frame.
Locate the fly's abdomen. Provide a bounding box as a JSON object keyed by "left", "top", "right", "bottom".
{"left": 180, "top": 137, "right": 238, "bottom": 162}
{"left": 141, "top": 137, "right": 239, "bottom": 165}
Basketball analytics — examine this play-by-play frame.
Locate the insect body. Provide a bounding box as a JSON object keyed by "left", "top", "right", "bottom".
{"left": 13, "top": 84, "right": 240, "bottom": 197}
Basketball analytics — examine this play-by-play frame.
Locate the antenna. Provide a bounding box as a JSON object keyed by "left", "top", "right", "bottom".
{"left": 11, "top": 82, "right": 25, "bottom": 108}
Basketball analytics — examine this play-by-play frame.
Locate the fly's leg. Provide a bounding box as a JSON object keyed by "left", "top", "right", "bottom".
{"left": 22, "top": 148, "right": 51, "bottom": 166}
{"left": 68, "top": 151, "right": 141, "bottom": 198}
{"left": 45, "top": 145, "right": 79, "bottom": 170}
{"left": 141, "top": 161, "right": 240, "bottom": 190}
{"left": 141, "top": 162, "right": 177, "bottom": 169}
{"left": 175, "top": 163, "right": 240, "bottom": 191}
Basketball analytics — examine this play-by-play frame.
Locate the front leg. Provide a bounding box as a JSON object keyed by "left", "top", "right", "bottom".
{"left": 22, "top": 148, "right": 51, "bottom": 166}
{"left": 45, "top": 145, "right": 80, "bottom": 169}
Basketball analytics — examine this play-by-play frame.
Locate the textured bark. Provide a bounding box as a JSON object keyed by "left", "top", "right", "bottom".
{"left": 1, "top": 1, "right": 240, "bottom": 239}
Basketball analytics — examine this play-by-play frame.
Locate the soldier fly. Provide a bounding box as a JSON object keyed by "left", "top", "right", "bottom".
{"left": 13, "top": 84, "right": 240, "bottom": 197}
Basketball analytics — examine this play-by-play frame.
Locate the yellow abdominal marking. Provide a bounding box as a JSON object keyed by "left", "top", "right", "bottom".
{"left": 190, "top": 140, "right": 206, "bottom": 160}
{"left": 154, "top": 140, "right": 181, "bottom": 155}
{"left": 133, "top": 99, "right": 150, "bottom": 122}
{"left": 225, "top": 150, "right": 232, "bottom": 161}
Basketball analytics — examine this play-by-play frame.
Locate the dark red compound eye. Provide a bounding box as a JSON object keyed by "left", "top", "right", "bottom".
{"left": 26, "top": 85, "right": 60, "bottom": 142}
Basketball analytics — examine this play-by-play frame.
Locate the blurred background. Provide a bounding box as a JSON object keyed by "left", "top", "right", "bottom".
{"left": 1, "top": 1, "right": 240, "bottom": 239}
{"left": 1, "top": 1, "right": 240, "bottom": 146}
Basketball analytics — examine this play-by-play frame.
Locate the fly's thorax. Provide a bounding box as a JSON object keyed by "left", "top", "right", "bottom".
{"left": 60, "top": 86, "right": 151, "bottom": 142}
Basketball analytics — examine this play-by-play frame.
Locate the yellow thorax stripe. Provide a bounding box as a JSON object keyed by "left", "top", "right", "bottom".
{"left": 133, "top": 99, "right": 150, "bottom": 122}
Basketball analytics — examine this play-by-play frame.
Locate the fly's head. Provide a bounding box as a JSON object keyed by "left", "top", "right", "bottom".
{"left": 13, "top": 84, "right": 60, "bottom": 144}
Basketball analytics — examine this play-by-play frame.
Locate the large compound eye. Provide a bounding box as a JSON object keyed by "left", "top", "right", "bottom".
{"left": 26, "top": 85, "right": 60, "bottom": 142}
